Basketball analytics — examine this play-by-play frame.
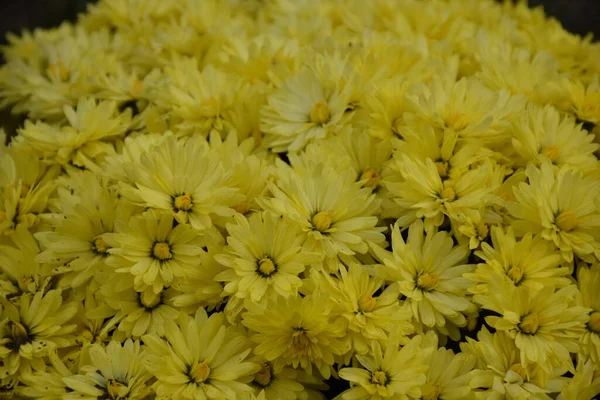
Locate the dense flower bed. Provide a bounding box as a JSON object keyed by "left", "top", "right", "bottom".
{"left": 0, "top": 0, "right": 600, "bottom": 399}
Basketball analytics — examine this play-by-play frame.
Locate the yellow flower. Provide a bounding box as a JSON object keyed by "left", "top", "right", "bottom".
{"left": 557, "top": 359, "right": 600, "bottom": 400}
{"left": 373, "top": 220, "right": 476, "bottom": 340}
{"left": 215, "top": 211, "right": 321, "bottom": 302}
{"left": 576, "top": 263, "right": 600, "bottom": 365}
{"left": 105, "top": 210, "right": 205, "bottom": 293}
{"left": 143, "top": 309, "right": 259, "bottom": 399}
{"left": 507, "top": 162, "right": 600, "bottom": 262}
{"left": 242, "top": 294, "right": 350, "bottom": 379}
{"left": 363, "top": 78, "right": 407, "bottom": 140}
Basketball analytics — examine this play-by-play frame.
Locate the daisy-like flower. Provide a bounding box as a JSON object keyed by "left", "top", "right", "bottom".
{"left": 465, "top": 226, "right": 570, "bottom": 295}
{"left": 363, "top": 78, "right": 407, "bottom": 140}
{"left": 13, "top": 97, "right": 131, "bottom": 167}
{"left": 0, "top": 290, "right": 77, "bottom": 379}
{"left": 557, "top": 359, "right": 600, "bottom": 400}
{"left": 62, "top": 340, "right": 153, "bottom": 399}
{"left": 419, "top": 346, "right": 476, "bottom": 400}
{"left": 247, "top": 358, "right": 311, "bottom": 400}
{"left": 215, "top": 211, "right": 321, "bottom": 303}
{"left": 373, "top": 220, "right": 476, "bottom": 340}
{"left": 474, "top": 274, "right": 589, "bottom": 374}
{"left": 257, "top": 162, "right": 386, "bottom": 272}
{"left": 337, "top": 334, "right": 431, "bottom": 399}
{"left": 311, "top": 263, "right": 413, "bottom": 355}
{"left": 510, "top": 103, "right": 598, "bottom": 170}
{"left": 461, "top": 327, "right": 563, "bottom": 399}
{"left": 105, "top": 210, "right": 204, "bottom": 293}
{"left": 260, "top": 61, "right": 354, "bottom": 152}
{"left": 35, "top": 170, "right": 138, "bottom": 288}
{"left": 576, "top": 263, "right": 600, "bottom": 365}
{"left": 506, "top": 161, "right": 600, "bottom": 262}
{"left": 242, "top": 293, "right": 350, "bottom": 378}
{"left": 17, "top": 350, "right": 71, "bottom": 399}
{"left": 143, "top": 309, "right": 259, "bottom": 399}
{"left": 117, "top": 134, "right": 244, "bottom": 231}
{"left": 0, "top": 225, "right": 51, "bottom": 298}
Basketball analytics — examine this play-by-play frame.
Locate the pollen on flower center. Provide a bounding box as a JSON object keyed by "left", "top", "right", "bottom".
{"left": 519, "top": 313, "right": 540, "bottom": 334}
{"left": 257, "top": 257, "right": 277, "bottom": 277}
{"left": 312, "top": 211, "right": 333, "bottom": 232}
{"left": 360, "top": 168, "right": 381, "bottom": 188}
{"left": 254, "top": 362, "right": 273, "bottom": 387}
{"left": 541, "top": 145, "right": 560, "bottom": 162}
{"left": 370, "top": 370, "right": 387, "bottom": 386}
{"left": 107, "top": 379, "right": 127, "bottom": 400}
{"left": 508, "top": 363, "right": 527, "bottom": 381}
{"left": 358, "top": 294, "right": 377, "bottom": 312}
{"left": 174, "top": 192, "right": 193, "bottom": 211}
{"left": 189, "top": 360, "right": 211, "bottom": 384}
{"left": 507, "top": 265, "right": 524, "bottom": 284}
{"left": 440, "top": 186, "right": 456, "bottom": 202}
{"left": 152, "top": 242, "right": 172, "bottom": 261}
{"left": 435, "top": 161, "right": 449, "bottom": 178}
{"left": 555, "top": 210, "right": 577, "bottom": 232}
{"left": 417, "top": 272, "right": 439, "bottom": 291}
{"left": 93, "top": 236, "right": 110, "bottom": 254}
{"left": 310, "top": 101, "right": 330, "bottom": 125}
{"left": 588, "top": 311, "right": 600, "bottom": 333}
{"left": 291, "top": 327, "right": 310, "bottom": 351}
{"left": 9, "top": 321, "right": 31, "bottom": 346}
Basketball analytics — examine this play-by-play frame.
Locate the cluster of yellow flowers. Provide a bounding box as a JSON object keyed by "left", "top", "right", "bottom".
{"left": 1, "top": 0, "right": 600, "bottom": 398}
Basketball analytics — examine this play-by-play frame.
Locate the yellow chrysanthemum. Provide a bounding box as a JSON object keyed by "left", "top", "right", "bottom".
{"left": 576, "top": 263, "right": 600, "bottom": 365}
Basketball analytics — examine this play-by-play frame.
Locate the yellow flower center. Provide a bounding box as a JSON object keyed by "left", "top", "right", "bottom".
{"left": 174, "top": 193, "right": 193, "bottom": 211}
{"left": 370, "top": 370, "right": 387, "bottom": 386}
{"left": 588, "top": 311, "right": 600, "bottom": 334}
{"left": 435, "top": 161, "right": 449, "bottom": 178}
{"left": 422, "top": 384, "right": 441, "bottom": 400}
{"left": 476, "top": 221, "right": 489, "bottom": 239}
{"left": 446, "top": 112, "right": 468, "bottom": 131}
{"left": 139, "top": 290, "right": 162, "bottom": 309}
{"left": 360, "top": 168, "right": 381, "bottom": 188}
{"left": 189, "top": 360, "right": 211, "bottom": 384}
{"left": 93, "top": 236, "right": 110, "bottom": 254}
{"left": 440, "top": 186, "right": 456, "bottom": 202}
{"left": 107, "top": 379, "right": 127, "bottom": 399}
{"left": 312, "top": 211, "right": 332, "bottom": 232}
{"left": 541, "top": 145, "right": 560, "bottom": 162}
{"left": 392, "top": 116, "right": 403, "bottom": 136}
{"left": 46, "top": 61, "right": 69, "bottom": 81}
{"left": 152, "top": 242, "right": 172, "bottom": 261}
{"left": 233, "top": 201, "right": 250, "bottom": 215}
{"left": 9, "top": 321, "right": 30, "bottom": 346}
{"left": 310, "top": 101, "right": 330, "bottom": 125}
{"left": 291, "top": 328, "right": 310, "bottom": 351}
{"left": 417, "top": 272, "right": 439, "bottom": 291}
{"left": 358, "top": 294, "right": 377, "bottom": 313}
{"left": 80, "top": 329, "right": 94, "bottom": 342}
{"left": 507, "top": 265, "right": 524, "bottom": 285}
{"left": 519, "top": 313, "right": 540, "bottom": 335}
{"left": 257, "top": 257, "right": 277, "bottom": 277}
{"left": 508, "top": 364, "right": 527, "bottom": 381}
{"left": 254, "top": 362, "right": 273, "bottom": 387}
{"left": 556, "top": 210, "right": 577, "bottom": 232}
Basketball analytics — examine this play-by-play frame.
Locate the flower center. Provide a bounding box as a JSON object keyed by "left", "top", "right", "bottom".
{"left": 152, "top": 242, "right": 172, "bottom": 261}
{"left": 138, "top": 290, "right": 162, "bottom": 309}
{"left": 588, "top": 311, "right": 600, "bottom": 334}
{"left": 312, "top": 211, "right": 332, "bottom": 232}
{"left": 519, "top": 313, "right": 540, "bottom": 335}
{"left": 257, "top": 257, "right": 277, "bottom": 277}
{"left": 360, "top": 168, "right": 381, "bottom": 188}
{"left": 440, "top": 186, "right": 456, "bottom": 202}
{"left": 417, "top": 272, "right": 439, "bottom": 291}
{"left": 506, "top": 265, "right": 524, "bottom": 285}
{"left": 358, "top": 294, "right": 377, "bottom": 313}
{"left": 17, "top": 276, "right": 35, "bottom": 293}
{"left": 93, "top": 236, "right": 110, "bottom": 255}
{"left": 370, "top": 370, "right": 387, "bottom": 386}
{"left": 310, "top": 101, "right": 330, "bottom": 125}
{"left": 392, "top": 117, "right": 403, "bottom": 137}
{"left": 422, "top": 383, "right": 441, "bottom": 400}
{"left": 435, "top": 161, "right": 449, "bottom": 178}
{"left": 555, "top": 210, "right": 577, "bottom": 232}
{"left": 507, "top": 363, "right": 527, "bottom": 381}
{"left": 446, "top": 112, "right": 468, "bottom": 131}
{"left": 541, "top": 145, "right": 560, "bottom": 162}
{"left": 9, "top": 321, "right": 31, "bottom": 347}
{"left": 107, "top": 379, "right": 127, "bottom": 400}
{"left": 189, "top": 360, "right": 211, "bottom": 384}
{"left": 174, "top": 192, "right": 193, "bottom": 211}
{"left": 254, "top": 362, "right": 273, "bottom": 387}
{"left": 291, "top": 327, "right": 310, "bottom": 351}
